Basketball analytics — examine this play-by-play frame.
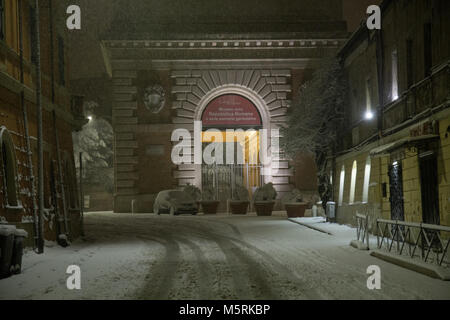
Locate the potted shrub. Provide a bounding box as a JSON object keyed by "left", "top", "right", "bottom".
{"left": 229, "top": 185, "right": 249, "bottom": 215}
{"left": 200, "top": 187, "right": 220, "bottom": 214}
{"left": 253, "top": 183, "right": 277, "bottom": 216}
{"left": 183, "top": 184, "right": 202, "bottom": 210}
{"left": 282, "top": 189, "right": 308, "bottom": 218}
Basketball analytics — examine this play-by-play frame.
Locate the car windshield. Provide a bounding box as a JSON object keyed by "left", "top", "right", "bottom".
{"left": 168, "top": 191, "right": 192, "bottom": 202}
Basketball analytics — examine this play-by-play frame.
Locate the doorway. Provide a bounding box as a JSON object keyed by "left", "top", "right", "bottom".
{"left": 201, "top": 130, "right": 262, "bottom": 209}
{"left": 419, "top": 151, "right": 440, "bottom": 225}
{"left": 388, "top": 162, "right": 405, "bottom": 221}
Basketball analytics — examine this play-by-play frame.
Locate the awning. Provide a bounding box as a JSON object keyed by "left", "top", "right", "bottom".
{"left": 369, "top": 134, "right": 439, "bottom": 157}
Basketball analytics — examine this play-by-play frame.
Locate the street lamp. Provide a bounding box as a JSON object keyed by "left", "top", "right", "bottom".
{"left": 364, "top": 110, "right": 374, "bottom": 120}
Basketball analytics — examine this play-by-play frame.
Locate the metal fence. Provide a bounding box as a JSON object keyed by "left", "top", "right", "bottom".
{"left": 375, "top": 219, "right": 450, "bottom": 266}
{"left": 356, "top": 213, "right": 370, "bottom": 248}
{"left": 201, "top": 164, "right": 263, "bottom": 201}
{"left": 354, "top": 214, "right": 450, "bottom": 266}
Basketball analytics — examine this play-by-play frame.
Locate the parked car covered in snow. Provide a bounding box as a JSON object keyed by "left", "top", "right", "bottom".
{"left": 153, "top": 190, "right": 198, "bottom": 215}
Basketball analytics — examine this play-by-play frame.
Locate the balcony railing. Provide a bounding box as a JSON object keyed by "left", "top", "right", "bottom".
{"left": 383, "top": 61, "right": 450, "bottom": 131}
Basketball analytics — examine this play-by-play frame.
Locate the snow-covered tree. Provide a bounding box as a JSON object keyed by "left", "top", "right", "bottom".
{"left": 281, "top": 58, "right": 347, "bottom": 208}
{"left": 73, "top": 101, "right": 114, "bottom": 193}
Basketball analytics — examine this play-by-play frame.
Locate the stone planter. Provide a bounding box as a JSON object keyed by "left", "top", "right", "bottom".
{"left": 200, "top": 201, "right": 220, "bottom": 214}
{"left": 254, "top": 201, "right": 275, "bottom": 216}
{"left": 284, "top": 202, "right": 308, "bottom": 218}
{"left": 229, "top": 201, "right": 249, "bottom": 215}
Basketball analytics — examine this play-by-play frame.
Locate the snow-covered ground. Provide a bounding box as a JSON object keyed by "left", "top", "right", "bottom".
{"left": 1, "top": 211, "right": 449, "bottom": 300}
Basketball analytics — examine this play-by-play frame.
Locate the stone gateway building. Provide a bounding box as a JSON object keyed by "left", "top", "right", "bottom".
{"left": 101, "top": 0, "right": 349, "bottom": 212}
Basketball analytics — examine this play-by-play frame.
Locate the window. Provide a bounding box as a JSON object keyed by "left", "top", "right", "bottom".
{"left": 406, "top": 39, "right": 414, "bottom": 88}
{"left": 349, "top": 161, "right": 357, "bottom": 204}
{"left": 0, "top": 127, "right": 19, "bottom": 207}
{"left": 362, "top": 157, "right": 371, "bottom": 203}
{"left": 424, "top": 23, "right": 432, "bottom": 77}
{"left": 338, "top": 165, "right": 345, "bottom": 206}
{"left": 58, "top": 35, "right": 65, "bottom": 86}
{"left": 0, "top": 0, "right": 4, "bottom": 40}
{"left": 365, "top": 77, "right": 372, "bottom": 115}
{"left": 391, "top": 50, "right": 398, "bottom": 100}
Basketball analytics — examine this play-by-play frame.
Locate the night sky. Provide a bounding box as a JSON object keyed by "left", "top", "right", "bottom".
{"left": 68, "top": 0, "right": 380, "bottom": 82}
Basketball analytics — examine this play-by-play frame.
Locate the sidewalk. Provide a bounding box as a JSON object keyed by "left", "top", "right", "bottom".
{"left": 287, "top": 217, "right": 450, "bottom": 281}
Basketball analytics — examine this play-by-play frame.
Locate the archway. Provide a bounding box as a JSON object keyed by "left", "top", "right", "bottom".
{"left": 195, "top": 89, "right": 270, "bottom": 204}
{"left": 0, "top": 126, "right": 19, "bottom": 207}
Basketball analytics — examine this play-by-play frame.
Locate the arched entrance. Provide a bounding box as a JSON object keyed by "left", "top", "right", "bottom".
{"left": 198, "top": 93, "right": 265, "bottom": 206}
{"left": 0, "top": 126, "right": 20, "bottom": 207}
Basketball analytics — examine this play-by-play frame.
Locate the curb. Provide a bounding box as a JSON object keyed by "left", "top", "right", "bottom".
{"left": 349, "top": 240, "right": 369, "bottom": 250}
{"left": 287, "top": 218, "right": 333, "bottom": 236}
{"left": 370, "top": 250, "right": 450, "bottom": 281}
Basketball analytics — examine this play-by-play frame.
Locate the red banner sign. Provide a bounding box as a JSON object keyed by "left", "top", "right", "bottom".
{"left": 202, "top": 94, "right": 262, "bottom": 126}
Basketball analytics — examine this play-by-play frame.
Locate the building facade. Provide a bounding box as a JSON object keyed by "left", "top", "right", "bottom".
{"left": 0, "top": 0, "right": 85, "bottom": 246}
{"left": 101, "top": 0, "right": 350, "bottom": 212}
{"left": 333, "top": 0, "right": 450, "bottom": 228}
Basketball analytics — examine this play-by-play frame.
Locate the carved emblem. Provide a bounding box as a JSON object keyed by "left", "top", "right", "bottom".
{"left": 143, "top": 84, "right": 165, "bottom": 113}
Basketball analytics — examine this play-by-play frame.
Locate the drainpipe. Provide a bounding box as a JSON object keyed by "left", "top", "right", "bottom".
{"left": 48, "top": 0, "right": 55, "bottom": 103}
{"left": 79, "top": 152, "right": 84, "bottom": 236}
{"left": 18, "top": 0, "right": 39, "bottom": 250}
{"left": 53, "top": 110, "right": 70, "bottom": 239}
{"left": 33, "top": 0, "right": 44, "bottom": 254}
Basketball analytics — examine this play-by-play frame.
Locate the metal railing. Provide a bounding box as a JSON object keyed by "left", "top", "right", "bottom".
{"left": 356, "top": 213, "right": 370, "bottom": 249}
{"left": 201, "top": 164, "right": 263, "bottom": 200}
{"left": 376, "top": 219, "right": 450, "bottom": 266}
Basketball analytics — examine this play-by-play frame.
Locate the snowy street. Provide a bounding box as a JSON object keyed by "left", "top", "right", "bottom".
{"left": 1, "top": 211, "right": 450, "bottom": 300}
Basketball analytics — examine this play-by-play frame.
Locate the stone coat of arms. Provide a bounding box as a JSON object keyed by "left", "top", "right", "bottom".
{"left": 143, "top": 84, "right": 165, "bottom": 113}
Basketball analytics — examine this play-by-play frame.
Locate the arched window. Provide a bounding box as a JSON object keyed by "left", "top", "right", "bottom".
{"left": 0, "top": 126, "right": 19, "bottom": 207}
{"left": 362, "top": 157, "right": 372, "bottom": 203}
{"left": 338, "top": 165, "right": 345, "bottom": 206}
{"left": 349, "top": 161, "right": 357, "bottom": 204}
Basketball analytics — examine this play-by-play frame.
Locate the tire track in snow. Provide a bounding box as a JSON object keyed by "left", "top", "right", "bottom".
{"left": 137, "top": 235, "right": 181, "bottom": 300}
{"left": 169, "top": 219, "right": 312, "bottom": 299}
{"left": 168, "top": 220, "right": 267, "bottom": 299}
{"left": 174, "top": 237, "right": 215, "bottom": 299}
